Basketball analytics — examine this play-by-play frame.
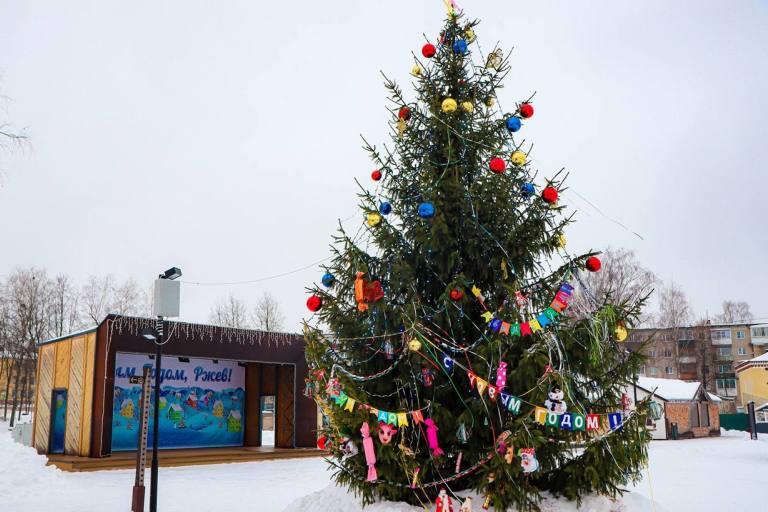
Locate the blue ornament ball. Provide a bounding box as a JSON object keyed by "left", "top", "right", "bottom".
{"left": 379, "top": 202, "right": 392, "bottom": 215}
{"left": 452, "top": 39, "right": 468, "bottom": 55}
{"left": 490, "top": 318, "right": 502, "bottom": 332}
{"left": 418, "top": 202, "right": 435, "bottom": 219}
{"left": 521, "top": 183, "right": 536, "bottom": 197}
{"left": 321, "top": 273, "right": 335, "bottom": 288}
{"left": 505, "top": 117, "right": 522, "bottom": 132}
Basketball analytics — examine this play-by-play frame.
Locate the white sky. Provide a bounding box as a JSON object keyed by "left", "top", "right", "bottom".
{"left": 1, "top": 0, "right": 767, "bottom": 330}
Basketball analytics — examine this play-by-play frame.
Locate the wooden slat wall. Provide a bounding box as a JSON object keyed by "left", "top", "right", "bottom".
{"left": 80, "top": 332, "right": 96, "bottom": 456}
{"left": 54, "top": 340, "right": 71, "bottom": 389}
{"left": 65, "top": 336, "right": 85, "bottom": 455}
{"left": 33, "top": 345, "right": 55, "bottom": 454}
{"left": 276, "top": 365, "right": 295, "bottom": 448}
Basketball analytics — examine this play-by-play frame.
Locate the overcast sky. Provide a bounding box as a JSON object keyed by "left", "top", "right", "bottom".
{"left": 1, "top": 0, "right": 767, "bottom": 331}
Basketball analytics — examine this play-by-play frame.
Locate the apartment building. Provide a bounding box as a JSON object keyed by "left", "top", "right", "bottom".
{"left": 627, "top": 322, "right": 768, "bottom": 409}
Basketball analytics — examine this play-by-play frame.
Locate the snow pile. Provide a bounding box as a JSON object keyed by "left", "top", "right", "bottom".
{"left": 0, "top": 420, "right": 62, "bottom": 499}
{"left": 283, "top": 483, "right": 663, "bottom": 512}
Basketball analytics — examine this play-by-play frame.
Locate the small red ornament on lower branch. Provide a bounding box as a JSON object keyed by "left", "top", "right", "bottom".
{"left": 585, "top": 256, "right": 601, "bottom": 272}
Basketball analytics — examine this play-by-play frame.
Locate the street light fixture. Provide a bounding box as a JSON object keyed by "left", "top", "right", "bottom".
{"left": 147, "top": 267, "right": 181, "bottom": 512}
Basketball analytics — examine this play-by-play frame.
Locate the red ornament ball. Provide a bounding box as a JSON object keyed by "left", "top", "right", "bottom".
{"left": 317, "top": 435, "right": 330, "bottom": 450}
{"left": 585, "top": 256, "right": 602, "bottom": 272}
{"left": 422, "top": 43, "right": 437, "bottom": 58}
{"left": 520, "top": 103, "right": 534, "bottom": 119}
{"left": 306, "top": 295, "right": 323, "bottom": 312}
{"left": 489, "top": 157, "right": 506, "bottom": 174}
{"left": 398, "top": 106, "right": 411, "bottom": 121}
{"left": 542, "top": 186, "right": 559, "bottom": 203}
{"left": 449, "top": 289, "right": 464, "bottom": 301}
{"left": 371, "top": 170, "right": 382, "bottom": 181}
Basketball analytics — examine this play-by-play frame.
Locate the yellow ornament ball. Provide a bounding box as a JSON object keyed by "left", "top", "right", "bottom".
{"left": 408, "top": 338, "right": 422, "bottom": 352}
{"left": 442, "top": 98, "right": 458, "bottom": 113}
{"left": 557, "top": 233, "right": 567, "bottom": 248}
{"left": 411, "top": 64, "right": 422, "bottom": 77}
{"left": 615, "top": 325, "right": 629, "bottom": 342}
{"left": 461, "top": 101, "right": 474, "bottom": 113}
{"left": 366, "top": 212, "right": 382, "bottom": 227}
{"left": 485, "top": 96, "right": 496, "bottom": 107}
{"left": 465, "top": 28, "right": 476, "bottom": 42}
{"left": 511, "top": 151, "right": 527, "bottom": 166}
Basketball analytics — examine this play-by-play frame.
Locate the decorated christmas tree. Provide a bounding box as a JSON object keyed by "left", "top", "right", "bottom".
{"left": 303, "top": 9, "right": 650, "bottom": 512}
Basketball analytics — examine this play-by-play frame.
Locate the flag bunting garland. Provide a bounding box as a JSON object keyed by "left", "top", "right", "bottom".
{"left": 480, "top": 282, "right": 575, "bottom": 337}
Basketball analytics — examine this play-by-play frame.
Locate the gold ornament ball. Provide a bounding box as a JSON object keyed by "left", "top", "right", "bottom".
{"left": 411, "top": 65, "right": 422, "bottom": 77}
{"left": 615, "top": 325, "right": 628, "bottom": 342}
{"left": 366, "top": 212, "right": 382, "bottom": 227}
{"left": 511, "top": 151, "right": 526, "bottom": 166}
{"left": 557, "top": 233, "right": 567, "bottom": 248}
{"left": 465, "top": 28, "right": 476, "bottom": 42}
{"left": 485, "top": 96, "right": 496, "bottom": 107}
{"left": 408, "top": 338, "right": 422, "bottom": 352}
{"left": 442, "top": 98, "right": 458, "bottom": 113}
{"left": 461, "top": 101, "right": 474, "bottom": 113}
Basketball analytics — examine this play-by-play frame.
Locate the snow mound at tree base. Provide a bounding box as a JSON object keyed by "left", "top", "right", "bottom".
{"left": 282, "top": 483, "right": 665, "bottom": 512}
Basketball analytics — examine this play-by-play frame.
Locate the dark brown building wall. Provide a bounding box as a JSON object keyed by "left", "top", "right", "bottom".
{"left": 90, "top": 316, "right": 317, "bottom": 456}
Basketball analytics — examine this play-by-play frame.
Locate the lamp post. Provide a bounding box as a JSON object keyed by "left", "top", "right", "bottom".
{"left": 145, "top": 267, "right": 182, "bottom": 512}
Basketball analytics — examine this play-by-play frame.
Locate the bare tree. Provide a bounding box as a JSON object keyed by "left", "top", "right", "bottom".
{"left": 656, "top": 281, "right": 692, "bottom": 328}
{"left": 47, "top": 274, "right": 82, "bottom": 337}
{"left": 209, "top": 294, "right": 250, "bottom": 329}
{"left": 110, "top": 277, "right": 149, "bottom": 317}
{"left": 81, "top": 274, "right": 115, "bottom": 323}
{"left": 253, "top": 292, "right": 285, "bottom": 331}
{"left": 571, "top": 247, "right": 657, "bottom": 323}
{"left": 714, "top": 301, "right": 753, "bottom": 323}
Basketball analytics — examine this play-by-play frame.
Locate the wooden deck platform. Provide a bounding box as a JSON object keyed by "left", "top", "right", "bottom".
{"left": 46, "top": 446, "right": 323, "bottom": 472}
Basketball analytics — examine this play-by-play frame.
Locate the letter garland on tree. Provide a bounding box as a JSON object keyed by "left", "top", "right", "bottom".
{"left": 303, "top": 9, "right": 649, "bottom": 511}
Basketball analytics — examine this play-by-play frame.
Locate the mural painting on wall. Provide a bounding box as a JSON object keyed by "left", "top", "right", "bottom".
{"left": 111, "top": 353, "right": 246, "bottom": 450}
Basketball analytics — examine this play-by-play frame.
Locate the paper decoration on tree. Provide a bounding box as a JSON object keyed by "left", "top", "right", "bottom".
{"left": 424, "top": 418, "right": 445, "bottom": 457}
{"left": 360, "top": 422, "right": 377, "bottom": 481}
{"left": 340, "top": 433, "right": 359, "bottom": 459}
{"left": 378, "top": 422, "right": 398, "bottom": 445}
{"left": 460, "top": 497, "right": 473, "bottom": 512}
{"left": 435, "top": 488, "right": 453, "bottom": 512}
{"left": 544, "top": 386, "right": 567, "bottom": 415}
{"left": 354, "top": 271, "right": 384, "bottom": 312}
{"left": 519, "top": 448, "right": 539, "bottom": 473}
{"left": 482, "top": 282, "right": 574, "bottom": 337}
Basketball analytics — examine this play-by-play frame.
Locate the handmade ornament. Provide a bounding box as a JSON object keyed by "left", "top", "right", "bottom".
{"left": 520, "top": 103, "right": 534, "bottom": 118}
{"left": 486, "top": 49, "right": 503, "bottom": 69}
{"left": 398, "top": 106, "right": 411, "bottom": 121}
{"left": 435, "top": 488, "right": 453, "bottom": 512}
{"left": 615, "top": 323, "right": 628, "bottom": 342}
{"left": 420, "top": 367, "right": 435, "bottom": 387}
{"left": 442, "top": 354, "right": 454, "bottom": 373}
{"left": 442, "top": 98, "right": 458, "bottom": 113}
{"left": 455, "top": 451, "right": 463, "bottom": 473}
{"left": 379, "top": 201, "right": 392, "bottom": 215}
{"left": 505, "top": 116, "right": 521, "bottom": 132}
{"left": 452, "top": 39, "right": 468, "bottom": 55}
{"left": 366, "top": 212, "right": 382, "bottom": 227}
{"left": 371, "top": 169, "right": 382, "bottom": 181}
{"left": 510, "top": 150, "right": 526, "bottom": 166}
{"left": 519, "top": 448, "right": 539, "bottom": 473}
{"left": 489, "top": 157, "right": 506, "bottom": 174}
{"left": 460, "top": 498, "right": 472, "bottom": 512}
{"left": 541, "top": 186, "right": 558, "bottom": 203}
{"left": 471, "top": 284, "right": 485, "bottom": 306}
{"left": 424, "top": 418, "right": 444, "bottom": 456}
{"left": 383, "top": 339, "right": 394, "bottom": 359}
{"left": 422, "top": 43, "right": 437, "bottom": 58}
{"left": 514, "top": 291, "right": 528, "bottom": 309}
{"left": 378, "top": 421, "right": 398, "bottom": 445}
{"left": 505, "top": 445, "right": 515, "bottom": 464}
{"left": 621, "top": 393, "right": 632, "bottom": 411}
{"left": 340, "top": 432, "right": 359, "bottom": 459}
{"left": 306, "top": 295, "right": 322, "bottom": 312}
{"left": 354, "top": 272, "right": 384, "bottom": 312}
{"left": 456, "top": 423, "right": 468, "bottom": 444}
{"left": 302, "top": 379, "right": 314, "bottom": 398}
{"left": 449, "top": 288, "right": 464, "bottom": 301}
{"left": 360, "top": 422, "right": 377, "bottom": 481}
{"left": 544, "top": 387, "right": 567, "bottom": 415}
{"left": 411, "top": 64, "right": 423, "bottom": 77}
{"left": 482, "top": 495, "right": 491, "bottom": 510}
{"left": 496, "top": 362, "right": 507, "bottom": 391}
{"left": 321, "top": 273, "right": 335, "bottom": 287}
{"left": 408, "top": 337, "right": 422, "bottom": 352}
{"left": 521, "top": 182, "right": 535, "bottom": 197}
{"left": 586, "top": 256, "right": 602, "bottom": 272}
{"left": 418, "top": 202, "right": 436, "bottom": 218}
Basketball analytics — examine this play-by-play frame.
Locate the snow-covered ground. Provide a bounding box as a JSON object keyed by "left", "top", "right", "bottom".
{"left": 1, "top": 419, "right": 766, "bottom": 511}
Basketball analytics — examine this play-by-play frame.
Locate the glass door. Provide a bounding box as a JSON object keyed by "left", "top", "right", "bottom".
{"left": 50, "top": 389, "right": 67, "bottom": 454}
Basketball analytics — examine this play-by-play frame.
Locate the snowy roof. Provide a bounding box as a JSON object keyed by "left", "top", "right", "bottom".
{"left": 748, "top": 352, "right": 768, "bottom": 363}
{"left": 706, "top": 392, "right": 722, "bottom": 403}
{"left": 636, "top": 377, "right": 702, "bottom": 401}
{"left": 735, "top": 352, "right": 768, "bottom": 372}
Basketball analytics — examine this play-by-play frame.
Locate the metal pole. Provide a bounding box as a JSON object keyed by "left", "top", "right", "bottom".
{"left": 149, "top": 318, "right": 163, "bottom": 512}
{"left": 132, "top": 366, "right": 152, "bottom": 512}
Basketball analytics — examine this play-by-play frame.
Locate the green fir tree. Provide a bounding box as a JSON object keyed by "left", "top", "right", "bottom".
{"left": 304, "top": 11, "right": 650, "bottom": 512}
